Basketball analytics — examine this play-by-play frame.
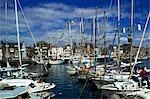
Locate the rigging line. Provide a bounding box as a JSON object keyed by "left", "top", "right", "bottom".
{"left": 65, "top": 23, "right": 71, "bottom": 45}
{"left": 78, "top": 79, "right": 88, "bottom": 99}
{"left": 129, "top": 12, "right": 150, "bottom": 78}
{"left": 105, "top": 0, "right": 115, "bottom": 36}
{"left": 100, "top": 92, "right": 103, "bottom": 99}
{"left": 106, "top": 0, "right": 114, "bottom": 23}
{"left": 86, "top": 79, "right": 94, "bottom": 92}
{"left": 17, "top": 0, "right": 42, "bottom": 61}
{"left": 101, "top": 0, "right": 114, "bottom": 49}
{"left": 108, "top": 31, "right": 117, "bottom": 64}
{"left": 17, "top": 0, "right": 36, "bottom": 46}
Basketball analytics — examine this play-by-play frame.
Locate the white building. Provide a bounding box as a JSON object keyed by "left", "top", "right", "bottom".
{"left": 51, "top": 46, "right": 64, "bottom": 59}
{"left": 63, "top": 45, "right": 72, "bottom": 60}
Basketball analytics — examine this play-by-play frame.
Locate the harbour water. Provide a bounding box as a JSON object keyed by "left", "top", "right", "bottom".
{"left": 0, "top": 0, "right": 149, "bottom": 98}
{"left": 46, "top": 64, "right": 102, "bottom": 99}
{"left": 28, "top": 58, "right": 150, "bottom": 99}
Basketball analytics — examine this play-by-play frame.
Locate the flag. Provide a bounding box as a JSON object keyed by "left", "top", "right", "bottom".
{"left": 123, "top": 27, "right": 126, "bottom": 33}
{"left": 138, "top": 24, "right": 141, "bottom": 31}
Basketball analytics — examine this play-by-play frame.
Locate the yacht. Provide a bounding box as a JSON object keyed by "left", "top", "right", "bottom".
{"left": 100, "top": 79, "right": 150, "bottom": 98}
{"left": 0, "top": 84, "right": 29, "bottom": 99}
{"left": 0, "top": 83, "right": 51, "bottom": 99}
{"left": 48, "top": 59, "right": 64, "bottom": 65}
{"left": 0, "top": 66, "right": 28, "bottom": 79}
{"left": 0, "top": 79, "right": 55, "bottom": 93}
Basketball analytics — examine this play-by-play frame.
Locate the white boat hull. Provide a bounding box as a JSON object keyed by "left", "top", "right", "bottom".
{"left": 0, "top": 79, "right": 55, "bottom": 93}
{"left": 92, "top": 74, "right": 130, "bottom": 89}
{"left": 66, "top": 70, "right": 77, "bottom": 75}
{"left": 49, "top": 59, "right": 64, "bottom": 65}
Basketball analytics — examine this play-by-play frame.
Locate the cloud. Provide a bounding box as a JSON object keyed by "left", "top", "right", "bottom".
{"left": 0, "top": 1, "right": 149, "bottom": 47}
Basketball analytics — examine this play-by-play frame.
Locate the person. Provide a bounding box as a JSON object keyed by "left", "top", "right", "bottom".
{"left": 139, "top": 67, "right": 149, "bottom": 87}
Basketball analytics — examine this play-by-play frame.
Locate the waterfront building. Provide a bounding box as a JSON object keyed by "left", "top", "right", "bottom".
{"left": 1, "top": 41, "right": 23, "bottom": 61}
{"left": 51, "top": 46, "right": 64, "bottom": 59}
{"left": 33, "top": 41, "right": 51, "bottom": 60}
{"left": 63, "top": 45, "right": 72, "bottom": 60}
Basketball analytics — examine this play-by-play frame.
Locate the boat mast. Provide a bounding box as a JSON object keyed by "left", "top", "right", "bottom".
{"left": 79, "top": 15, "right": 84, "bottom": 58}
{"left": 5, "top": 0, "right": 10, "bottom": 68}
{"left": 81, "top": 15, "right": 84, "bottom": 56}
{"left": 81, "top": 14, "right": 84, "bottom": 38}
{"left": 117, "top": 0, "right": 120, "bottom": 68}
{"left": 94, "top": 7, "right": 98, "bottom": 72}
{"left": 129, "top": 12, "right": 150, "bottom": 78}
{"left": 97, "top": 20, "right": 100, "bottom": 57}
{"left": 79, "top": 17, "right": 82, "bottom": 51}
{"left": 92, "top": 17, "right": 95, "bottom": 50}
{"left": 91, "top": 19, "right": 93, "bottom": 47}
{"left": 104, "top": 11, "right": 107, "bottom": 73}
{"left": 14, "top": 0, "right": 22, "bottom": 66}
{"left": 68, "top": 21, "right": 73, "bottom": 58}
{"left": 95, "top": 7, "right": 97, "bottom": 53}
{"left": 130, "top": 0, "right": 134, "bottom": 71}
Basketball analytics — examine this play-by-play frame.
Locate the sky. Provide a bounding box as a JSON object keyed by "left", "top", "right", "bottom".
{"left": 0, "top": 0, "right": 149, "bottom": 47}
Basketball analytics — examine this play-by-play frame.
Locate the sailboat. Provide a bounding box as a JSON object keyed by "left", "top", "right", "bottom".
{"left": 100, "top": 78, "right": 150, "bottom": 98}
{"left": 0, "top": 0, "right": 56, "bottom": 95}
{"left": 0, "top": 83, "right": 52, "bottom": 99}
{"left": 76, "top": 10, "right": 108, "bottom": 81}
{"left": 0, "top": 78, "right": 56, "bottom": 93}
{"left": 92, "top": 0, "right": 133, "bottom": 90}
{"left": 100, "top": 0, "right": 150, "bottom": 97}
{"left": 0, "top": 0, "right": 29, "bottom": 79}
{"left": 65, "top": 20, "right": 79, "bottom": 75}
{"left": 48, "top": 36, "right": 64, "bottom": 65}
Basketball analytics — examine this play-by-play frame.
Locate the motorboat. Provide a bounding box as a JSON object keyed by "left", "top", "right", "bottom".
{"left": 66, "top": 70, "right": 77, "bottom": 75}
{"left": 66, "top": 65, "right": 79, "bottom": 75}
{"left": 48, "top": 59, "right": 64, "bottom": 65}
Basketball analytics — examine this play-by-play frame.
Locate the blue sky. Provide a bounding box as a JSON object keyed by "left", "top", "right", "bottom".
{"left": 0, "top": 0, "right": 149, "bottom": 47}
